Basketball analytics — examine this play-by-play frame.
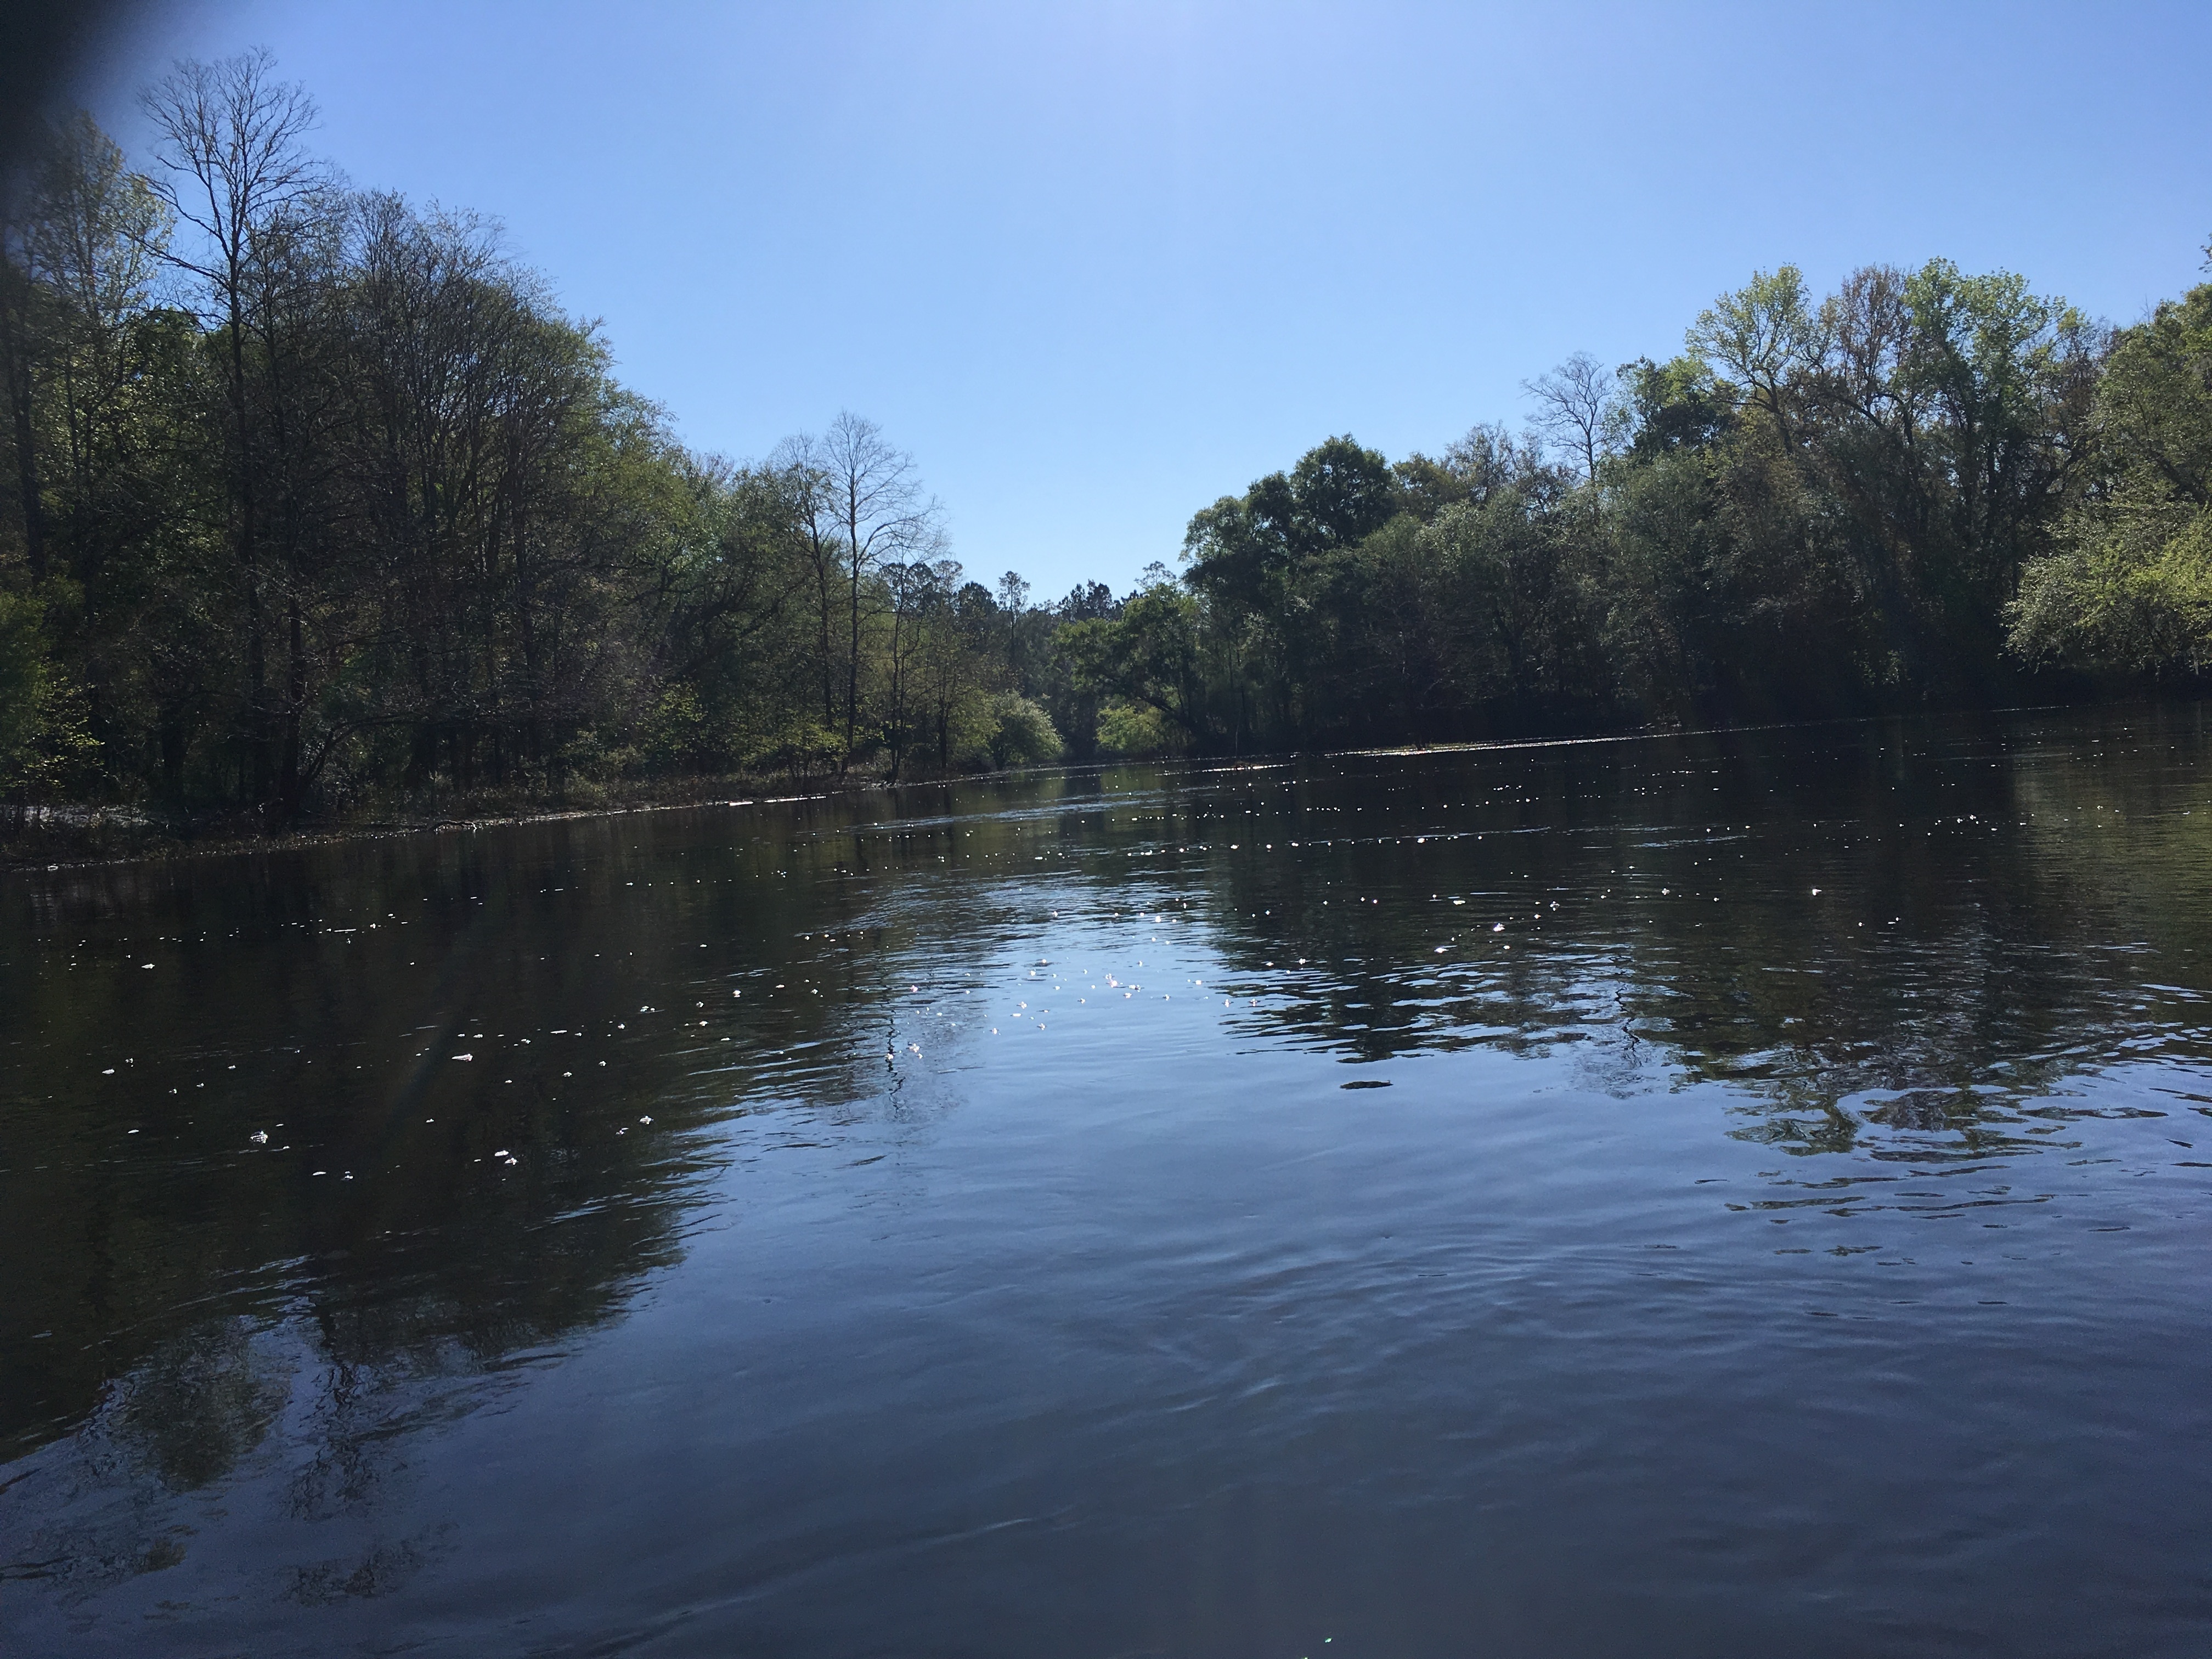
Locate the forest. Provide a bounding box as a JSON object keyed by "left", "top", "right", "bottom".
{"left": 3, "top": 52, "right": 2210, "bottom": 831}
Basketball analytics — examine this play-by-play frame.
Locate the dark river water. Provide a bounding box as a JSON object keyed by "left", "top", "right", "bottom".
{"left": 4, "top": 706, "right": 2211, "bottom": 1657}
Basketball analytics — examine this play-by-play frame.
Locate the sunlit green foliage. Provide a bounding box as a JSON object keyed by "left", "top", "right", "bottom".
{"left": 0, "top": 588, "right": 97, "bottom": 792}
{"left": 2011, "top": 270, "right": 2212, "bottom": 676}
{"left": 1062, "top": 253, "right": 2138, "bottom": 751}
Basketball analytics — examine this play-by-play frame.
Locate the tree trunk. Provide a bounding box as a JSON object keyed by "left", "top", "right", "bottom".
{"left": 226, "top": 306, "right": 268, "bottom": 802}
{"left": 2, "top": 299, "right": 45, "bottom": 580}
{"left": 275, "top": 589, "right": 305, "bottom": 828}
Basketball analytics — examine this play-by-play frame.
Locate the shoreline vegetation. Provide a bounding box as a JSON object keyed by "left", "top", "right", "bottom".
{"left": 5, "top": 52, "right": 2211, "bottom": 858}
{"left": 0, "top": 727, "right": 1679, "bottom": 867}
{"left": 1, "top": 699, "right": 2147, "bottom": 871}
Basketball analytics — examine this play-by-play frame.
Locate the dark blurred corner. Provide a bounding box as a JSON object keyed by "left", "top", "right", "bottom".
{"left": 2, "top": 0, "right": 153, "bottom": 174}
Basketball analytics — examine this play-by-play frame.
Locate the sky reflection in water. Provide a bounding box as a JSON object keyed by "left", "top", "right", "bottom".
{"left": 4, "top": 707, "right": 2211, "bottom": 1656}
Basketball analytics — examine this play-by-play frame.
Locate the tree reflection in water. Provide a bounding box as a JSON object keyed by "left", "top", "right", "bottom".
{"left": 3, "top": 702, "right": 2209, "bottom": 1637}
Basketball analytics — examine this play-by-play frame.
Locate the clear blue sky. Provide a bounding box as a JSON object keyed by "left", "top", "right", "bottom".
{"left": 68, "top": 0, "right": 2212, "bottom": 597}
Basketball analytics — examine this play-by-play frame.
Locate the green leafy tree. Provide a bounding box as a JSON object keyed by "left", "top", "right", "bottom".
{"left": 0, "top": 590, "right": 97, "bottom": 797}
{"left": 2012, "top": 268, "right": 2212, "bottom": 675}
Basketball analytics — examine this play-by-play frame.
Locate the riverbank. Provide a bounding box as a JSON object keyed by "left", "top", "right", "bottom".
{"left": 0, "top": 773, "right": 866, "bottom": 870}
{"left": 9, "top": 696, "right": 2177, "bottom": 871}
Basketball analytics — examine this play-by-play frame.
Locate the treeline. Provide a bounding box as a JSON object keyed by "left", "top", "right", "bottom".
{"left": 0, "top": 54, "right": 1077, "bottom": 826}
{"left": 4, "top": 53, "right": 2209, "bottom": 826}
{"left": 1071, "top": 259, "right": 2212, "bottom": 753}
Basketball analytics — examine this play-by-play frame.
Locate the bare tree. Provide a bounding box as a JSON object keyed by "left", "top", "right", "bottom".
{"left": 819, "top": 411, "right": 939, "bottom": 765}
{"left": 1522, "top": 351, "right": 1624, "bottom": 484}
{"left": 141, "top": 50, "right": 329, "bottom": 795}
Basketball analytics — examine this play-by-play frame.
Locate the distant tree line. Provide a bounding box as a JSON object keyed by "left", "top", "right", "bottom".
{"left": 3, "top": 53, "right": 2209, "bottom": 825}
{"left": 1073, "top": 258, "right": 2212, "bottom": 754}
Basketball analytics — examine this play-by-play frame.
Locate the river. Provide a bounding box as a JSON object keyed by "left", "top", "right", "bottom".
{"left": 4, "top": 705, "right": 2210, "bottom": 1656}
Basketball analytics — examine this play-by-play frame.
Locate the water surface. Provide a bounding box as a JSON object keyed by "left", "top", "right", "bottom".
{"left": 5, "top": 707, "right": 2211, "bottom": 1656}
